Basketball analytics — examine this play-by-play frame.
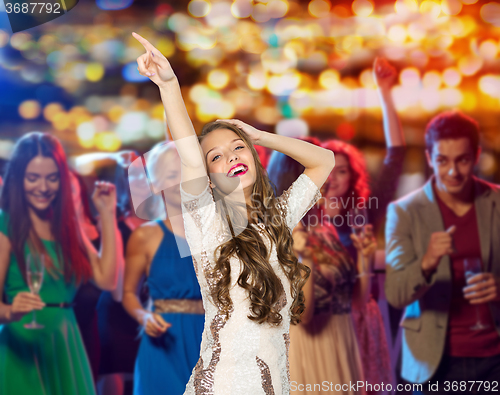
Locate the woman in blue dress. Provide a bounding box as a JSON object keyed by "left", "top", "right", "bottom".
{"left": 122, "top": 142, "right": 204, "bottom": 395}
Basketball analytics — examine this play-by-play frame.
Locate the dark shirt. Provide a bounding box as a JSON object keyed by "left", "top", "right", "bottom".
{"left": 435, "top": 188, "right": 500, "bottom": 357}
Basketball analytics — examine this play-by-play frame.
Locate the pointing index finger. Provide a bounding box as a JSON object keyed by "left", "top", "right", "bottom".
{"left": 132, "top": 32, "right": 154, "bottom": 52}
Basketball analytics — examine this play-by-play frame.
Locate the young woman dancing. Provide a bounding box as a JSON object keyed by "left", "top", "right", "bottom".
{"left": 0, "top": 132, "right": 118, "bottom": 395}
{"left": 132, "top": 32, "right": 335, "bottom": 395}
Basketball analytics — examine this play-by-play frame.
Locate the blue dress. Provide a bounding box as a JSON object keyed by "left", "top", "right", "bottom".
{"left": 134, "top": 221, "right": 204, "bottom": 395}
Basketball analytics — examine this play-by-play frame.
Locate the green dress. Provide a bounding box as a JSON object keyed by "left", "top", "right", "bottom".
{"left": 0, "top": 210, "right": 96, "bottom": 395}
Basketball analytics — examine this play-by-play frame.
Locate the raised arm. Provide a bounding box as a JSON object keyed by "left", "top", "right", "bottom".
{"left": 132, "top": 32, "right": 207, "bottom": 195}
{"left": 84, "top": 182, "right": 119, "bottom": 291}
{"left": 373, "top": 57, "right": 405, "bottom": 148}
{"left": 219, "top": 119, "right": 335, "bottom": 189}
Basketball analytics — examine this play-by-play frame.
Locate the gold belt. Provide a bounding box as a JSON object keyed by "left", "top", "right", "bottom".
{"left": 153, "top": 299, "right": 205, "bottom": 315}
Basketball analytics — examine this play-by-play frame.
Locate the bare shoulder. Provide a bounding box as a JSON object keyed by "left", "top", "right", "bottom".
{"left": 127, "top": 221, "right": 162, "bottom": 253}
{"left": 132, "top": 221, "right": 161, "bottom": 239}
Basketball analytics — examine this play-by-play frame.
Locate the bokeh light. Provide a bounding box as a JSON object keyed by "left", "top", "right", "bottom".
{"left": 86, "top": 63, "right": 105, "bottom": 82}
{"left": 388, "top": 25, "right": 407, "bottom": 43}
{"left": 95, "top": 132, "right": 122, "bottom": 151}
{"left": 10, "top": 32, "right": 31, "bottom": 50}
{"left": 231, "top": 0, "right": 253, "bottom": 18}
{"left": 206, "top": 2, "right": 235, "bottom": 27}
{"left": 352, "top": 0, "right": 374, "bottom": 17}
{"left": 359, "top": 69, "right": 376, "bottom": 89}
{"left": 422, "top": 71, "right": 442, "bottom": 89}
{"left": 458, "top": 56, "right": 483, "bottom": 76}
{"left": 319, "top": 70, "right": 340, "bottom": 90}
{"left": 268, "top": 0, "right": 289, "bottom": 19}
{"left": 481, "top": 2, "right": 500, "bottom": 26}
{"left": 19, "top": 100, "right": 41, "bottom": 119}
{"left": 308, "top": 0, "right": 331, "bottom": 18}
{"left": 122, "top": 62, "right": 150, "bottom": 82}
{"left": 400, "top": 68, "right": 421, "bottom": 88}
{"left": 479, "top": 39, "right": 498, "bottom": 60}
{"left": 267, "top": 72, "right": 301, "bottom": 96}
{"left": 207, "top": 69, "right": 230, "bottom": 89}
{"left": 442, "top": 67, "right": 462, "bottom": 87}
{"left": 43, "top": 103, "right": 65, "bottom": 122}
{"left": 420, "top": 0, "right": 441, "bottom": 18}
{"left": 441, "top": 0, "right": 462, "bottom": 16}
{"left": 247, "top": 68, "right": 267, "bottom": 90}
{"left": 395, "top": 0, "right": 419, "bottom": 15}
{"left": 479, "top": 75, "right": 500, "bottom": 97}
{"left": 188, "top": 0, "right": 212, "bottom": 18}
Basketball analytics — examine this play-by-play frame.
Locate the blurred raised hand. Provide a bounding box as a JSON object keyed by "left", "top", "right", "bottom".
{"left": 91, "top": 181, "right": 117, "bottom": 217}
{"left": 351, "top": 224, "right": 377, "bottom": 260}
{"left": 373, "top": 57, "right": 397, "bottom": 92}
{"left": 132, "top": 32, "right": 177, "bottom": 87}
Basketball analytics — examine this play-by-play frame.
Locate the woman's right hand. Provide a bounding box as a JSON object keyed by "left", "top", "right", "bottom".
{"left": 132, "top": 32, "right": 177, "bottom": 87}
{"left": 9, "top": 292, "right": 45, "bottom": 322}
{"left": 216, "top": 119, "right": 263, "bottom": 145}
{"left": 143, "top": 312, "right": 171, "bottom": 337}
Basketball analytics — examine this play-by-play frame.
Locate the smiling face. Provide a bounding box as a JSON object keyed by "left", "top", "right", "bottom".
{"left": 24, "top": 155, "right": 60, "bottom": 212}
{"left": 201, "top": 128, "right": 257, "bottom": 195}
{"left": 426, "top": 137, "right": 478, "bottom": 197}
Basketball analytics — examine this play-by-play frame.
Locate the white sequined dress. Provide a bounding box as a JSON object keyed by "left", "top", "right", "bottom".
{"left": 180, "top": 174, "right": 321, "bottom": 395}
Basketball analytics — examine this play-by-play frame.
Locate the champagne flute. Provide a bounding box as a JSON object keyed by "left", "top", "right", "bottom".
{"left": 348, "top": 207, "right": 374, "bottom": 278}
{"left": 463, "top": 258, "right": 489, "bottom": 331}
{"left": 24, "top": 254, "right": 45, "bottom": 329}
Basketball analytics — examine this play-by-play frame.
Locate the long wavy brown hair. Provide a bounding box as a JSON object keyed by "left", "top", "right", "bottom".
{"left": 200, "top": 121, "right": 310, "bottom": 326}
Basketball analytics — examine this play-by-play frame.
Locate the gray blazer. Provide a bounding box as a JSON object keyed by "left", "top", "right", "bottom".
{"left": 385, "top": 176, "right": 500, "bottom": 383}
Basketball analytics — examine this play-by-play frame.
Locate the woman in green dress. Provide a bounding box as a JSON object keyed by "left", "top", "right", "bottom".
{"left": 0, "top": 132, "right": 119, "bottom": 395}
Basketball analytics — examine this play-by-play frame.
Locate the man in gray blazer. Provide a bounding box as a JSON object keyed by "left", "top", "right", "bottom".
{"left": 385, "top": 110, "right": 500, "bottom": 391}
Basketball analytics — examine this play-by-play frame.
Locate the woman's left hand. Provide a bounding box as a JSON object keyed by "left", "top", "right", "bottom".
{"left": 216, "top": 119, "right": 263, "bottom": 144}
{"left": 351, "top": 224, "right": 377, "bottom": 259}
{"left": 91, "top": 181, "right": 117, "bottom": 216}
